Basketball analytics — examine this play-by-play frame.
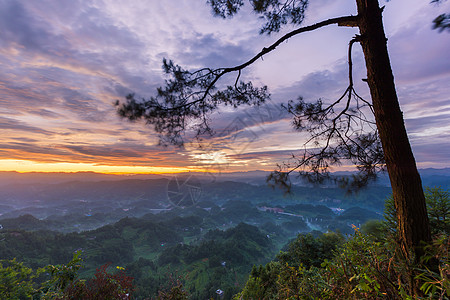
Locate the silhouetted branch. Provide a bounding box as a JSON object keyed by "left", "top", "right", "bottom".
{"left": 228, "top": 15, "right": 359, "bottom": 70}
{"left": 116, "top": 15, "right": 359, "bottom": 146}
{"left": 268, "top": 37, "right": 384, "bottom": 192}
{"left": 116, "top": 6, "right": 381, "bottom": 191}
{"left": 433, "top": 13, "right": 450, "bottom": 32}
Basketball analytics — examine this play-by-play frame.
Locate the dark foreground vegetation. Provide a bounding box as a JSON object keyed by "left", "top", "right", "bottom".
{"left": 237, "top": 187, "right": 450, "bottom": 299}
{"left": 0, "top": 186, "right": 448, "bottom": 299}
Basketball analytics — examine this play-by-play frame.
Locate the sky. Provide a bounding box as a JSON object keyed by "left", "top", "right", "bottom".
{"left": 0, "top": 0, "right": 449, "bottom": 174}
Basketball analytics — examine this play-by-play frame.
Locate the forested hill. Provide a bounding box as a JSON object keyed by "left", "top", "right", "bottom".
{"left": 0, "top": 176, "right": 394, "bottom": 226}
{"left": 0, "top": 172, "right": 448, "bottom": 298}
{"left": 0, "top": 170, "right": 448, "bottom": 298}
{"left": 0, "top": 216, "right": 277, "bottom": 299}
{"left": 1, "top": 168, "right": 447, "bottom": 219}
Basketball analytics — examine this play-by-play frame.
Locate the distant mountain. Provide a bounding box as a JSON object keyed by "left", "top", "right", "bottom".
{"left": 0, "top": 214, "right": 51, "bottom": 231}
{"left": 0, "top": 169, "right": 448, "bottom": 224}
{"left": 0, "top": 178, "right": 170, "bottom": 221}
{"left": 0, "top": 178, "right": 168, "bottom": 205}
{"left": 191, "top": 168, "right": 450, "bottom": 188}
{"left": 419, "top": 168, "right": 450, "bottom": 176}
{"left": 318, "top": 168, "right": 450, "bottom": 189}
{"left": 0, "top": 171, "right": 168, "bottom": 187}
{"left": 1, "top": 168, "right": 449, "bottom": 186}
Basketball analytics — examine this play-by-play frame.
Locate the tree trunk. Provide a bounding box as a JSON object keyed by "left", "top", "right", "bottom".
{"left": 355, "top": 0, "right": 431, "bottom": 259}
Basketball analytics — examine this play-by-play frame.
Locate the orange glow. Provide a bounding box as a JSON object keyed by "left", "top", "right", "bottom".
{"left": 0, "top": 159, "right": 213, "bottom": 174}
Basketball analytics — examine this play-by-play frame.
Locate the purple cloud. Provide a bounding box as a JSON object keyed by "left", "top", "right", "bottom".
{"left": 0, "top": 0, "right": 448, "bottom": 173}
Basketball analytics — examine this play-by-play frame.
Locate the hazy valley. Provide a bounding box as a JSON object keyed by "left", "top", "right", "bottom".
{"left": 0, "top": 169, "right": 449, "bottom": 298}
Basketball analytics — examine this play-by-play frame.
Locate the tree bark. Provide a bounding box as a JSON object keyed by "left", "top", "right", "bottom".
{"left": 355, "top": 0, "right": 431, "bottom": 259}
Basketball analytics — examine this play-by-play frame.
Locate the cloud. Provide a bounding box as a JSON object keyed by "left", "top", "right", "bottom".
{"left": 0, "top": 142, "right": 69, "bottom": 156}
{"left": 0, "top": 1, "right": 63, "bottom": 52}
{"left": 28, "top": 109, "right": 61, "bottom": 119}
{"left": 10, "top": 137, "right": 39, "bottom": 143}
{"left": 226, "top": 148, "right": 302, "bottom": 161}
{"left": 0, "top": 117, "right": 54, "bottom": 135}
{"left": 413, "top": 142, "right": 450, "bottom": 165}
{"left": 0, "top": 139, "right": 195, "bottom": 167}
{"left": 206, "top": 99, "right": 289, "bottom": 137}
{"left": 0, "top": 0, "right": 448, "bottom": 173}
{"left": 172, "top": 32, "right": 256, "bottom": 69}
{"left": 406, "top": 114, "right": 450, "bottom": 134}
{"left": 388, "top": 17, "right": 450, "bottom": 84}
{"left": 63, "top": 144, "right": 144, "bottom": 159}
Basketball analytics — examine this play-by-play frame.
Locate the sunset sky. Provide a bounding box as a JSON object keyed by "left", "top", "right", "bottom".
{"left": 1, "top": 0, "right": 449, "bottom": 174}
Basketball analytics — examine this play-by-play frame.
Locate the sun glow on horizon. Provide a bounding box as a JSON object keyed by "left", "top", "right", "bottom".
{"left": 0, "top": 159, "right": 390, "bottom": 175}
{"left": 0, "top": 159, "right": 210, "bottom": 174}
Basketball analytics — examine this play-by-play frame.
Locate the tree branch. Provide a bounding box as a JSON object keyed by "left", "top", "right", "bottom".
{"left": 168, "top": 15, "right": 359, "bottom": 112}
{"left": 269, "top": 35, "right": 384, "bottom": 192}
{"left": 116, "top": 14, "right": 361, "bottom": 149}
{"left": 224, "top": 15, "right": 359, "bottom": 73}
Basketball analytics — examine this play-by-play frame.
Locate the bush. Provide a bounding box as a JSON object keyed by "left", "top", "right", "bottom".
{"left": 0, "top": 259, "right": 35, "bottom": 299}
{"left": 237, "top": 227, "right": 450, "bottom": 299}
{"left": 0, "top": 251, "right": 134, "bottom": 300}
{"left": 64, "top": 264, "right": 133, "bottom": 300}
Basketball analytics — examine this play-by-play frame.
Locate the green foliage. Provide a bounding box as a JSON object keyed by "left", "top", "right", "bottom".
{"left": 425, "top": 187, "right": 450, "bottom": 234}
{"left": 156, "top": 223, "right": 276, "bottom": 299}
{"left": 237, "top": 262, "right": 281, "bottom": 299}
{"left": 320, "top": 229, "right": 401, "bottom": 299}
{"left": 237, "top": 224, "right": 450, "bottom": 299}
{"left": 0, "top": 216, "right": 183, "bottom": 275}
{"left": 0, "top": 230, "right": 79, "bottom": 269}
{"left": 278, "top": 232, "right": 344, "bottom": 268}
{"left": 417, "top": 234, "right": 450, "bottom": 298}
{"left": 0, "top": 252, "right": 83, "bottom": 300}
{"left": 360, "top": 219, "right": 386, "bottom": 242}
{"left": 0, "top": 191, "right": 403, "bottom": 299}
{"left": 235, "top": 231, "right": 343, "bottom": 299}
{"left": 37, "top": 250, "right": 84, "bottom": 298}
{"left": 157, "top": 272, "right": 189, "bottom": 300}
{"left": 0, "top": 251, "right": 134, "bottom": 300}
{"left": 236, "top": 259, "right": 328, "bottom": 299}
{"left": 0, "top": 259, "right": 35, "bottom": 299}
{"left": 236, "top": 190, "right": 450, "bottom": 299}
{"left": 383, "top": 194, "right": 397, "bottom": 235}
{"left": 384, "top": 186, "right": 450, "bottom": 236}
